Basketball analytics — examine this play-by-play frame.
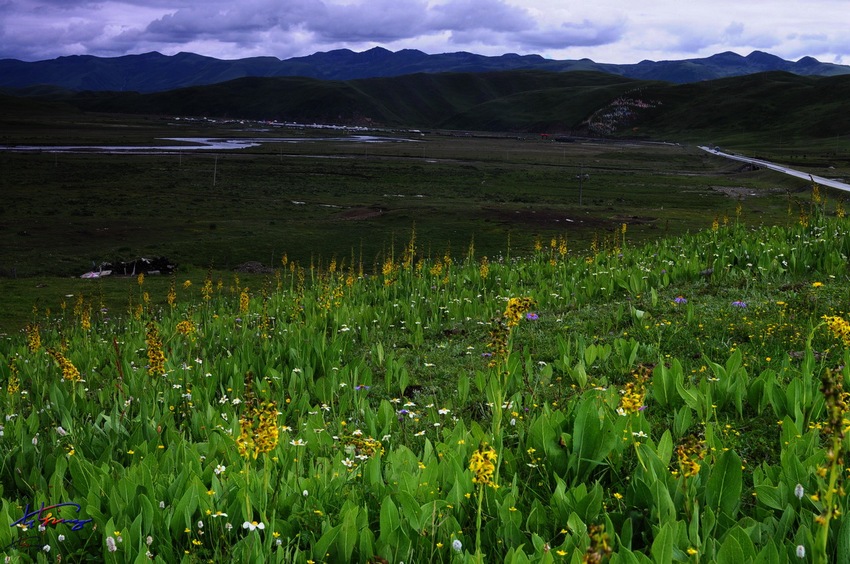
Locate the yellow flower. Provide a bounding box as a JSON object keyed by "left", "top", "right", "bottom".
{"left": 47, "top": 348, "right": 81, "bottom": 383}
{"left": 813, "top": 281, "right": 824, "bottom": 288}
{"left": 145, "top": 322, "right": 167, "bottom": 377}
{"left": 469, "top": 445, "right": 498, "bottom": 487}
{"left": 823, "top": 315, "right": 850, "bottom": 346}
{"left": 503, "top": 297, "right": 535, "bottom": 327}
{"left": 25, "top": 323, "right": 41, "bottom": 352}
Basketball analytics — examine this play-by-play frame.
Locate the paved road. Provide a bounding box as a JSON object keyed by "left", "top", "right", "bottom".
{"left": 698, "top": 146, "right": 850, "bottom": 193}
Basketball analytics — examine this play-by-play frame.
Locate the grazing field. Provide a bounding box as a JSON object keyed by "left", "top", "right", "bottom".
{"left": 0, "top": 114, "right": 825, "bottom": 332}
{"left": 3, "top": 113, "right": 850, "bottom": 562}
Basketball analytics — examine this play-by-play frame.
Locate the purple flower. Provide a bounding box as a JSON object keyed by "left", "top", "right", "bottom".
{"left": 674, "top": 296, "right": 687, "bottom": 305}
{"left": 731, "top": 301, "right": 747, "bottom": 308}
{"left": 481, "top": 352, "right": 493, "bottom": 358}
{"left": 354, "top": 385, "right": 371, "bottom": 391}
{"left": 526, "top": 312, "right": 539, "bottom": 321}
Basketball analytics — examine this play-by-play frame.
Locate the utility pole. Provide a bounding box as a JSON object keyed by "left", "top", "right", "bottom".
{"left": 577, "top": 163, "right": 584, "bottom": 207}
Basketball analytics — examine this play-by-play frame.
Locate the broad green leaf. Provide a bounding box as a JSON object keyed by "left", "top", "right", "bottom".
{"left": 650, "top": 522, "right": 674, "bottom": 564}
{"left": 706, "top": 450, "right": 742, "bottom": 519}
{"left": 715, "top": 533, "right": 744, "bottom": 564}
{"left": 379, "top": 497, "right": 400, "bottom": 536}
{"left": 753, "top": 539, "right": 781, "bottom": 564}
{"left": 313, "top": 525, "right": 340, "bottom": 562}
{"left": 656, "top": 430, "right": 673, "bottom": 466}
{"left": 338, "top": 505, "right": 358, "bottom": 563}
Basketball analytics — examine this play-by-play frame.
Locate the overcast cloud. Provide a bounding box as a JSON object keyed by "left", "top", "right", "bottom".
{"left": 0, "top": 0, "right": 847, "bottom": 64}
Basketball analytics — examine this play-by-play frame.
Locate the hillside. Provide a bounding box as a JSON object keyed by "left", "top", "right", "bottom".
{"left": 37, "top": 71, "right": 649, "bottom": 133}
{"left": 1, "top": 47, "right": 848, "bottom": 93}
{"left": 613, "top": 72, "right": 850, "bottom": 144}
{"left": 7, "top": 69, "right": 844, "bottom": 147}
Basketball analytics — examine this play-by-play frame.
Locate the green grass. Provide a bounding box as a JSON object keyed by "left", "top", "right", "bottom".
{"left": 2, "top": 113, "right": 831, "bottom": 332}
{"left": 2, "top": 205, "right": 850, "bottom": 562}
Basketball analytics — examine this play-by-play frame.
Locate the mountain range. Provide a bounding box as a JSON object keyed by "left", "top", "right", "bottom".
{"left": 1, "top": 47, "right": 848, "bottom": 93}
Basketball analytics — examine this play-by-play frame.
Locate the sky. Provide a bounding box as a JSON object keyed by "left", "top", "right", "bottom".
{"left": 1, "top": 0, "right": 848, "bottom": 65}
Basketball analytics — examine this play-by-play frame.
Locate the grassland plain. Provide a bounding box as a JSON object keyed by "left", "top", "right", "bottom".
{"left": 0, "top": 110, "right": 832, "bottom": 332}
{"left": 2, "top": 196, "right": 850, "bottom": 562}
{"left": 4, "top": 69, "right": 850, "bottom": 563}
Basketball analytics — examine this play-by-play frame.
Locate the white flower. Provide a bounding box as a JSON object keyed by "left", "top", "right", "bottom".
{"left": 58, "top": 535, "right": 65, "bottom": 542}
{"left": 242, "top": 521, "right": 265, "bottom": 531}
{"left": 225, "top": 523, "right": 233, "bottom": 531}
{"left": 342, "top": 458, "right": 355, "bottom": 468}
{"left": 56, "top": 426, "right": 68, "bottom": 436}
{"left": 302, "top": 490, "right": 309, "bottom": 497}
{"left": 438, "top": 408, "right": 450, "bottom": 415}
{"left": 452, "top": 539, "right": 463, "bottom": 552}
{"left": 197, "top": 521, "right": 204, "bottom": 529}
{"left": 159, "top": 501, "right": 166, "bottom": 509}
{"left": 106, "top": 536, "right": 117, "bottom": 552}
{"left": 795, "top": 483, "right": 805, "bottom": 500}
{"left": 42, "top": 545, "right": 51, "bottom": 553}
{"left": 32, "top": 435, "right": 38, "bottom": 446}
{"left": 290, "top": 438, "right": 307, "bottom": 446}
{"left": 146, "top": 536, "right": 153, "bottom": 545}
{"left": 796, "top": 545, "right": 805, "bottom": 558}
{"left": 214, "top": 464, "right": 226, "bottom": 475}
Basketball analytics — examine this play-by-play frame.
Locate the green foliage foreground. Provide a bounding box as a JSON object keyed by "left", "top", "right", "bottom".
{"left": 3, "top": 199, "right": 850, "bottom": 563}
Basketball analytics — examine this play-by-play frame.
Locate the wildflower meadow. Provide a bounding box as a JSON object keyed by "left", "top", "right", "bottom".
{"left": 3, "top": 190, "right": 850, "bottom": 563}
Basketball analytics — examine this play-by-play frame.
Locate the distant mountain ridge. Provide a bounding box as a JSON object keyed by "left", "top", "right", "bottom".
{"left": 1, "top": 47, "right": 848, "bottom": 93}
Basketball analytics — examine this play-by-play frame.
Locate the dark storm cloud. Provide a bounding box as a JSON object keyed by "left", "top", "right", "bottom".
{"left": 142, "top": 0, "right": 538, "bottom": 47}
{"left": 0, "top": 0, "right": 847, "bottom": 64}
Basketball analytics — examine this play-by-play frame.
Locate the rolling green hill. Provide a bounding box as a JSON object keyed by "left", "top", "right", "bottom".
{"left": 615, "top": 72, "right": 850, "bottom": 146}
{"left": 4, "top": 70, "right": 850, "bottom": 149}
{"left": 56, "top": 71, "right": 646, "bottom": 133}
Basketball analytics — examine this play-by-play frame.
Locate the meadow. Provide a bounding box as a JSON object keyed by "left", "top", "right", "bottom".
{"left": 2, "top": 169, "right": 850, "bottom": 562}
{"left": 0, "top": 112, "right": 830, "bottom": 332}
{"left": 3, "top": 111, "right": 850, "bottom": 562}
